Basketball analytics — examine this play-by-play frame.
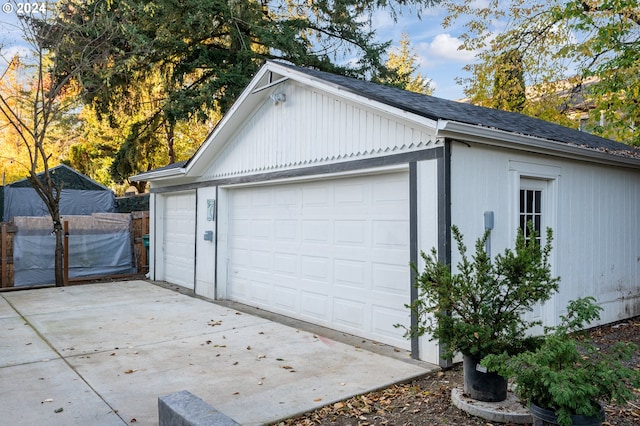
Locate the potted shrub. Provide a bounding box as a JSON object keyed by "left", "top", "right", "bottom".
{"left": 400, "top": 224, "right": 559, "bottom": 401}
{"left": 483, "top": 297, "right": 640, "bottom": 426}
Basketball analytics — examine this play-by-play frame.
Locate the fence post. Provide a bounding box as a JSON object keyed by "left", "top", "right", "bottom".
{"left": 64, "top": 220, "right": 69, "bottom": 286}
{"left": 1, "top": 223, "right": 17, "bottom": 288}
{"left": 1, "top": 223, "right": 7, "bottom": 288}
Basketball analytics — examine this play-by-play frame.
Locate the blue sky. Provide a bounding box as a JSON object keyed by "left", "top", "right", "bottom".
{"left": 0, "top": 2, "right": 474, "bottom": 101}
{"left": 372, "top": 6, "right": 476, "bottom": 100}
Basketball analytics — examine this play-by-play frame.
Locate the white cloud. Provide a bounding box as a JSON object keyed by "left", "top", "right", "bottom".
{"left": 424, "top": 33, "right": 477, "bottom": 62}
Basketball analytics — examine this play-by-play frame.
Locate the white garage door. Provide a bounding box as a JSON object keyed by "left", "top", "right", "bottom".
{"left": 163, "top": 192, "right": 196, "bottom": 289}
{"left": 227, "top": 171, "right": 411, "bottom": 349}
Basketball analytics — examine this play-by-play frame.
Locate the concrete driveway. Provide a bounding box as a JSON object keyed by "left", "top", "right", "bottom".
{"left": 0, "top": 280, "right": 432, "bottom": 425}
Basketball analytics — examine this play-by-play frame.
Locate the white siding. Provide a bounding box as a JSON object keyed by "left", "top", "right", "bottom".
{"left": 201, "top": 81, "right": 439, "bottom": 180}
{"left": 417, "top": 159, "right": 440, "bottom": 363}
{"left": 450, "top": 142, "right": 640, "bottom": 328}
{"left": 195, "top": 186, "right": 217, "bottom": 299}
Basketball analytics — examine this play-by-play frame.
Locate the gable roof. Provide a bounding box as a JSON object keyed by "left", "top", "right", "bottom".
{"left": 276, "top": 62, "right": 634, "bottom": 156}
{"left": 132, "top": 61, "right": 640, "bottom": 183}
{"left": 8, "top": 164, "right": 111, "bottom": 191}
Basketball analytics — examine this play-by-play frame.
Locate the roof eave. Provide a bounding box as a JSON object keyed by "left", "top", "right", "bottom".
{"left": 130, "top": 167, "right": 187, "bottom": 182}
{"left": 438, "top": 120, "right": 640, "bottom": 168}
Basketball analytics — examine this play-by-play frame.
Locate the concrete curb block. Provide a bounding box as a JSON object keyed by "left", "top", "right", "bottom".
{"left": 158, "top": 390, "right": 241, "bottom": 426}
{"left": 451, "top": 387, "right": 532, "bottom": 424}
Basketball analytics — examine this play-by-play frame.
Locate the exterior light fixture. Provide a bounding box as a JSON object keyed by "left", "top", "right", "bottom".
{"left": 270, "top": 92, "right": 286, "bottom": 105}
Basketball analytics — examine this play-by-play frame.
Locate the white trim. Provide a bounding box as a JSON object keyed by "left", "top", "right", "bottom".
{"left": 439, "top": 120, "right": 640, "bottom": 169}
{"left": 130, "top": 166, "right": 186, "bottom": 182}
{"left": 218, "top": 163, "right": 410, "bottom": 189}
{"left": 267, "top": 62, "right": 439, "bottom": 131}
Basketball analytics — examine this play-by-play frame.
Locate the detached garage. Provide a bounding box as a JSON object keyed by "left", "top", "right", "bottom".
{"left": 133, "top": 61, "right": 640, "bottom": 366}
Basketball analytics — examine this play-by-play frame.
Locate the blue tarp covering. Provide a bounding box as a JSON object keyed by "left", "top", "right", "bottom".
{"left": 13, "top": 214, "right": 135, "bottom": 287}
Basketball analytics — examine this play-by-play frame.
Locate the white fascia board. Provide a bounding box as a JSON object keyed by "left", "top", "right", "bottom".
{"left": 438, "top": 120, "right": 640, "bottom": 169}
{"left": 130, "top": 166, "right": 186, "bottom": 182}
{"left": 265, "top": 62, "right": 439, "bottom": 131}
{"left": 184, "top": 66, "right": 279, "bottom": 177}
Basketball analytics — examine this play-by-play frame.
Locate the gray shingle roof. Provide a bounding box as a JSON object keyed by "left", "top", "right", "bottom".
{"left": 278, "top": 62, "right": 638, "bottom": 157}
{"left": 8, "top": 164, "right": 110, "bottom": 191}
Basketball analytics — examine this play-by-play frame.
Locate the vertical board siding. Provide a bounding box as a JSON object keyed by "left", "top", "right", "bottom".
{"left": 202, "top": 82, "right": 437, "bottom": 180}
{"left": 450, "top": 142, "right": 640, "bottom": 328}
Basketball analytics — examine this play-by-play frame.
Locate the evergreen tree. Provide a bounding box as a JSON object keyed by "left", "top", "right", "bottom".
{"left": 49, "top": 0, "right": 441, "bottom": 187}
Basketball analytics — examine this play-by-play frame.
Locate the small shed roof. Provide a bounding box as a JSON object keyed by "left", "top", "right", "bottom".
{"left": 8, "top": 164, "right": 111, "bottom": 191}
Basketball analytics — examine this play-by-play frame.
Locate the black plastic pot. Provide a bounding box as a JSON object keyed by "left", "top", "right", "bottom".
{"left": 462, "top": 354, "right": 508, "bottom": 402}
{"left": 530, "top": 401, "right": 605, "bottom": 426}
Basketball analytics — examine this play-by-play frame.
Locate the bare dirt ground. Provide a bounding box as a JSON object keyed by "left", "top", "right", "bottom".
{"left": 275, "top": 317, "right": 640, "bottom": 426}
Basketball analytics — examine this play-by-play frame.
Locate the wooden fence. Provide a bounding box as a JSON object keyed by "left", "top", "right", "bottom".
{"left": 132, "top": 211, "right": 150, "bottom": 275}
{"left": 0, "top": 211, "right": 149, "bottom": 288}
{"left": 1, "top": 223, "right": 17, "bottom": 288}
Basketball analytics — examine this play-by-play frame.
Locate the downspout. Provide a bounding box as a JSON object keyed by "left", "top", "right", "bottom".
{"left": 437, "top": 139, "right": 453, "bottom": 368}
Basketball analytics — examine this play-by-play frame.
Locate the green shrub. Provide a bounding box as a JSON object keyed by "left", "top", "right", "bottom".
{"left": 483, "top": 297, "right": 640, "bottom": 426}
{"left": 400, "top": 223, "right": 559, "bottom": 359}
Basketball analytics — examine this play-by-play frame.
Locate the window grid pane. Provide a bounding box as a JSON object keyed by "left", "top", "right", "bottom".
{"left": 519, "top": 189, "right": 542, "bottom": 243}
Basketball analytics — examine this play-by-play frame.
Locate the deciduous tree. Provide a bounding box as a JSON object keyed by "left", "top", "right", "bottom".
{"left": 0, "top": 1, "right": 124, "bottom": 285}
{"left": 444, "top": 0, "right": 640, "bottom": 143}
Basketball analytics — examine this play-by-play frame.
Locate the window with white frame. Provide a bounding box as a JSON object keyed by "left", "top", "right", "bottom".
{"left": 519, "top": 179, "right": 545, "bottom": 243}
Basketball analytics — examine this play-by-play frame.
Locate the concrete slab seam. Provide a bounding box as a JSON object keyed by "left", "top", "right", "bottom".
{"left": 2, "top": 294, "right": 128, "bottom": 425}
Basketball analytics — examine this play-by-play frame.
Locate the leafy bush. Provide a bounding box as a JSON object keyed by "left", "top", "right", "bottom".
{"left": 400, "top": 224, "right": 559, "bottom": 359}
{"left": 483, "top": 297, "right": 640, "bottom": 426}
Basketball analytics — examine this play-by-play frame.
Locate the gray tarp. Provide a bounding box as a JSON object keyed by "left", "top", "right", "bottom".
{"left": 13, "top": 214, "right": 135, "bottom": 287}
{"left": 3, "top": 187, "right": 114, "bottom": 221}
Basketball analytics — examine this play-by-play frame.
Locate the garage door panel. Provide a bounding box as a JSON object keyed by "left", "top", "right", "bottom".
{"left": 372, "top": 305, "right": 410, "bottom": 339}
{"left": 302, "top": 220, "right": 331, "bottom": 243}
{"left": 227, "top": 172, "right": 411, "bottom": 349}
{"left": 302, "top": 185, "right": 330, "bottom": 206}
{"left": 334, "top": 182, "right": 369, "bottom": 207}
{"left": 334, "top": 259, "right": 367, "bottom": 287}
{"left": 163, "top": 192, "right": 196, "bottom": 289}
{"left": 273, "top": 286, "right": 297, "bottom": 311}
{"left": 273, "top": 252, "right": 299, "bottom": 276}
{"left": 275, "top": 220, "right": 298, "bottom": 241}
{"left": 334, "top": 298, "right": 366, "bottom": 328}
{"left": 334, "top": 220, "right": 368, "bottom": 246}
{"left": 373, "top": 220, "right": 410, "bottom": 248}
{"left": 301, "top": 255, "right": 331, "bottom": 281}
{"left": 301, "top": 291, "right": 329, "bottom": 320}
